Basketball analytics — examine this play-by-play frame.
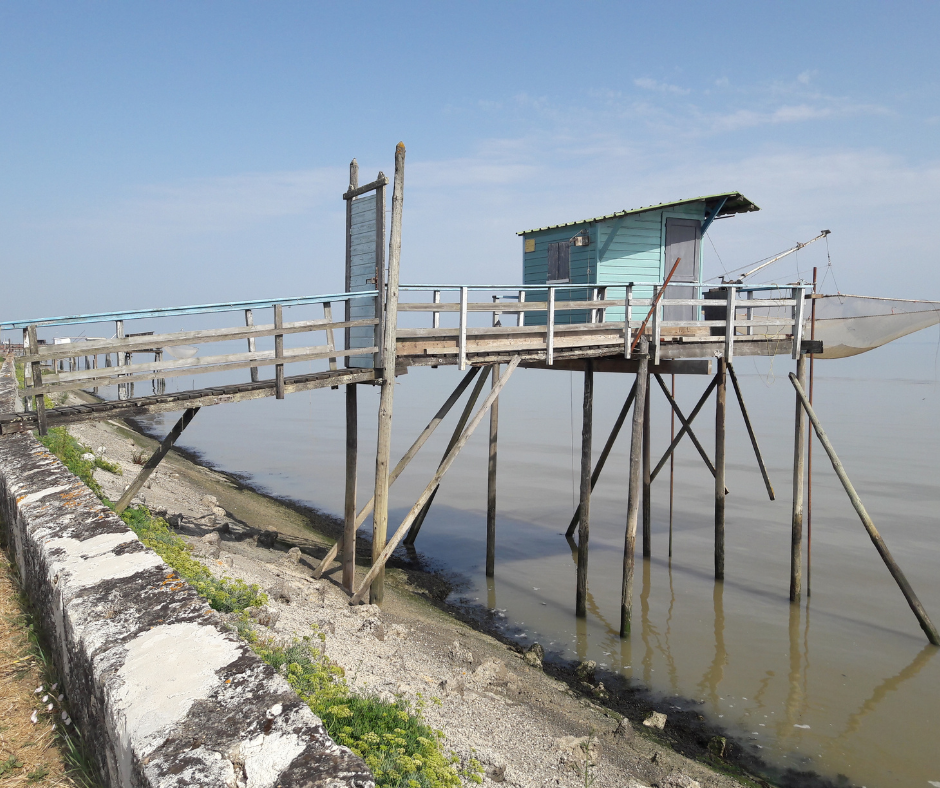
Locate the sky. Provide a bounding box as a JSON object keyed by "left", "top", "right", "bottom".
{"left": 1, "top": 1, "right": 939, "bottom": 324}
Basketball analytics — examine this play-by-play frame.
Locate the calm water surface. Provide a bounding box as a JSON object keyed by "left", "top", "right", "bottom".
{"left": 149, "top": 335, "right": 940, "bottom": 788}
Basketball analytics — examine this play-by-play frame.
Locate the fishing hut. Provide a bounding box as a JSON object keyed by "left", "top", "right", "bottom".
{"left": 1, "top": 142, "right": 937, "bottom": 647}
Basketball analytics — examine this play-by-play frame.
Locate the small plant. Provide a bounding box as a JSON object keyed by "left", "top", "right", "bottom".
{"left": 27, "top": 764, "right": 51, "bottom": 782}
{"left": 38, "top": 428, "right": 107, "bottom": 498}
{"left": 131, "top": 450, "right": 146, "bottom": 465}
{"left": 0, "top": 755, "right": 23, "bottom": 776}
{"left": 580, "top": 731, "right": 597, "bottom": 788}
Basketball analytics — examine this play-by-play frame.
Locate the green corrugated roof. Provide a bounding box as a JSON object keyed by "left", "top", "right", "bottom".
{"left": 516, "top": 192, "right": 759, "bottom": 235}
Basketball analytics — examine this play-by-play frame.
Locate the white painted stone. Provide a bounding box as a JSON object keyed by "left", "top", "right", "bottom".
{"left": 45, "top": 531, "right": 163, "bottom": 591}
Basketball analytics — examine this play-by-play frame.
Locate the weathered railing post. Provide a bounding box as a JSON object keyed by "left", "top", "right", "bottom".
{"left": 458, "top": 286, "right": 468, "bottom": 371}
{"left": 26, "top": 325, "right": 46, "bottom": 434}
{"left": 546, "top": 286, "right": 556, "bottom": 365}
{"left": 274, "top": 304, "right": 284, "bottom": 399}
{"left": 245, "top": 309, "right": 259, "bottom": 383}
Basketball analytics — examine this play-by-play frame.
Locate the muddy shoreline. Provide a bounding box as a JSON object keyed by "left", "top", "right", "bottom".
{"left": 88, "top": 402, "right": 851, "bottom": 788}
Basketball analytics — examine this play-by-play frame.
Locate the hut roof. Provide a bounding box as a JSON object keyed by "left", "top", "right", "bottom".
{"left": 516, "top": 192, "right": 759, "bottom": 235}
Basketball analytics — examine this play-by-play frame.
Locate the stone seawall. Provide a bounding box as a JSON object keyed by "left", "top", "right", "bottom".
{"left": 0, "top": 359, "right": 372, "bottom": 788}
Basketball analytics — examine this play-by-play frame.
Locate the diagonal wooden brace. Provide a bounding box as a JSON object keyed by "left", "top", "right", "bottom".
{"left": 312, "top": 367, "right": 481, "bottom": 578}
{"left": 727, "top": 363, "right": 775, "bottom": 500}
{"left": 650, "top": 375, "right": 727, "bottom": 495}
{"left": 114, "top": 407, "right": 199, "bottom": 514}
{"left": 404, "top": 364, "right": 493, "bottom": 545}
{"left": 565, "top": 379, "right": 638, "bottom": 538}
{"left": 351, "top": 357, "right": 520, "bottom": 604}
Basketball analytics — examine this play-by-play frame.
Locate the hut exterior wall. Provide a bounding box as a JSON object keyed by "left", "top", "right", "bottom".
{"left": 523, "top": 223, "right": 596, "bottom": 325}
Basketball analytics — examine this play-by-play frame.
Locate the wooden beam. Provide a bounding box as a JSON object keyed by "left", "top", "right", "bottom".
{"left": 323, "top": 302, "right": 338, "bottom": 372}
{"left": 342, "top": 384, "right": 357, "bottom": 592}
{"left": 486, "top": 363, "right": 500, "bottom": 578}
{"left": 715, "top": 357, "right": 727, "bottom": 581}
{"left": 351, "top": 356, "right": 520, "bottom": 605}
{"left": 565, "top": 379, "right": 637, "bottom": 538}
{"left": 789, "top": 371, "right": 940, "bottom": 646}
{"left": 26, "top": 325, "right": 46, "bottom": 435}
{"left": 790, "top": 354, "right": 806, "bottom": 602}
{"left": 575, "top": 360, "right": 593, "bottom": 617}
{"left": 523, "top": 358, "right": 711, "bottom": 375}
{"left": 727, "top": 363, "right": 775, "bottom": 501}
{"left": 405, "top": 365, "right": 492, "bottom": 545}
{"left": 114, "top": 407, "right": 199, "bottom": 514}
{"left": 274, "top": 304, "right": 285, "bottom": 399}
{"left": 312, "top": 366, "right": 480, "bottom": 579}
{"left": 369, "top": 141, "right": 405, "bottom": 605}
{"left": 621, "top": 338, "right": 648, "bottom": 637}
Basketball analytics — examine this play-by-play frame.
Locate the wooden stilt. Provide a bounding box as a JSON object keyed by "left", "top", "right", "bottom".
{"left": 575, "top": 360, "right": 594, "bottom": 617}
{"left": 642, "top": 367, "right": 651, "bottom": 558}
{"left": 342, "top": 383, "right": 358, "bottom": 591}
{"left": 405, "top": 365, "right": 491, "bottom": 545}
{"left": 245, "top": 309, "right": 259, "bottom": 383}
{"left": 313, "top": 367, "right": 481, "bottom": 579}
{"left": 790, "top": 355, "right": 806, "bottom": 602}
{"left": 26, "top": 326, "right": 46, "bottom": 435}
{"left": 274, "top": 304, "right": 285, "bottom": 399}
{"left": 114, "top": 407, "right": 199, "bottom": 514}
{"left": 565, "top": 380, "right": 637, "bottom": 538}
{"left": 369, "top": 142, "right": 405, "bottom": 605}
{"left": 621, "top": 338, "right": 648, "bottom": 638}
{"left": 116, "top": 319, "right": 125, "bottom": 401}
{"left": 486, "top": 363, "right": 500, "bottom": 577}
{"left": 715, "top": 356, "right": 727, "bottom": 581}
{"left": 669, "top": 374, "right": 675, "bottom": 558}
{"left": 352, "top": 356, "right": 519, "bottom": 605}
{"left": 808, "top": 267, "right": 817, "bottom": 596}
{"left": 727, "top": 363, "right": 775, "bottom": 500}
{"left": 790, "top": 372, "right": 940, "bottom": 646}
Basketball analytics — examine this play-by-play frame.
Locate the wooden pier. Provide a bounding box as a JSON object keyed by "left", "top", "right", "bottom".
{"left": 2, "top": 143, "right": 936, "bottom": 645}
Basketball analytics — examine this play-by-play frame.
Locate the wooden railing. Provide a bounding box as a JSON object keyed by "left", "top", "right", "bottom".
{"left": 397, "top": 283, "right": 809, "bottom": 368}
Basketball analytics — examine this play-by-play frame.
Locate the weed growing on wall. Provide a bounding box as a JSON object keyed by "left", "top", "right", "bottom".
{"left": 37, "top": 428, "right": 120, "bottom": 499}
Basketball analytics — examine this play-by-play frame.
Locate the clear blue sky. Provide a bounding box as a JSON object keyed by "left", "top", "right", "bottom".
{"left": 2, "top": 1, "right": 938, "bottom": 321}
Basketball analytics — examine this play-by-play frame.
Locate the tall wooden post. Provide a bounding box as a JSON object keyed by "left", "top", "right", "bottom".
{"left": 26, "top": 325, "right": 46, "bottom": 435}
{"left": 575, "top": 360, "right": 594, "bottom": 617}
{"left": 790, "top": 354, "right": 807, "bottom": 602}
{"left": 669, "top": 374, "right": 675, "bottom": 558}
{"left": 115, "top": 319, "right": 125, "bottom": 401}
{"left": 486, "top": 364, "right": 500, "bottom": 577}
{"left": 344, "top": 159, "right": 358, "bottom": 360}
{"left": 369, "top": 142, "right": 405, "bottom": 605}
{"left": 715, "top": 356, "right": 727, "bottom": 580}
{"left": 621, "top": 338, "right": 648, "bottom": 637}
{"left": 274, "top": 304, "right": 284, "bottom": 399}
{"left": 245, "top": 309, "right": 259, "bottom": 383}
{"left": 343, "top": 383, "right": 358, "bottom": 591}
{"left": 642, "top": 367, "right": 651, "bottom": 557}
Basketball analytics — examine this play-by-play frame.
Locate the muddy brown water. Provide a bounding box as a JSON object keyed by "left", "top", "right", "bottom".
{"left": 141, "top": 335, "right": 940, "bottom": 788}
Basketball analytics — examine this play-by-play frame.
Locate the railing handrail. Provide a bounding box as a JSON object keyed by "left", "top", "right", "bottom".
{"left": 0, "top": 290, "right": 379, "bottom": 330}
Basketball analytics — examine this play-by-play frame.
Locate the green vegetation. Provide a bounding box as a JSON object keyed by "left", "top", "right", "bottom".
{"left": 255, "top": 635, "right": 480, "bottom": 788}
{"left": 37, "top": 427, "right": 121, "bottom": 499}
{"left": 36, "top": 423, "right": 479, "bottom": 787}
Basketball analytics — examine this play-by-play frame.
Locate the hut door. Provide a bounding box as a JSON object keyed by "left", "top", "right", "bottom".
{"left": 347, "top": 193, "right": 380, "bottom": 368}
{"left": 663, "top": 218, "right": 701, "bottom": 323}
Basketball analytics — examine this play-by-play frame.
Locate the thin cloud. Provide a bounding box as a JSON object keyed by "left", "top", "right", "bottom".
{"left": 634, "top": 77, "right": 691, "bottom": 96}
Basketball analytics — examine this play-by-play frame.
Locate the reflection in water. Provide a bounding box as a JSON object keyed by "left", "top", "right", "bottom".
{"left": 697, "top": 581, "right": 727, "bottom": 712}
{"left": 486, "top": 575, "right": 496, "bottom": 611}
{"left": 834, "top": 644, "right": 936, "bottom": 743}
{"left": 664, "top": 560, "right": 679, "bottom": 694}
{"left": 781, "top": 602, "right": 806, "bottom": 745}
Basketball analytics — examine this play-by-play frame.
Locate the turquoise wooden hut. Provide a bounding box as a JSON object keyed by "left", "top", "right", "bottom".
{"left": 518, "top": 192, "right": 759, "bottom": 324}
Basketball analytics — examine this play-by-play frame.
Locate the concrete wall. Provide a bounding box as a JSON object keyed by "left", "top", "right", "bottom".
{"left": 0, "top": 359, "right": 373, "bottom": 788}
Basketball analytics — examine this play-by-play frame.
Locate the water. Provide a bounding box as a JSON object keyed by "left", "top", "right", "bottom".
{"left": 149, "top": 334, "right": 940, "bottom": 788}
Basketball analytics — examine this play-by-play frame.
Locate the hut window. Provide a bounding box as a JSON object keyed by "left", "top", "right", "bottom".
{"left": 547, "top": 242, "right": 570, "bottom": 283}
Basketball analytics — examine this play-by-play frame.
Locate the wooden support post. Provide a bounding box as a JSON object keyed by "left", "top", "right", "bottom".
{"left": 565, "top": 379, "right": 637, "bottom": 538}
{"left": 725, "top": 286, "right": 736, "bottom": 362}
{"left": 26, "top": 326, "right": 46, "bottom": 434}
{"left": 274, "top": 304, "right": 285, "bottom": 399}
{"left": 575, "top": 360, "right": 594, "bottom": 617}
{"left": 351, "top": 357, "right": 520, "bottom": 606}
{"left": 546, "top": 286, "right": 555, "bottom": 365}
{"left": 486, "top": 363, "right": 500, "bottom": 577}
{"left": 669, "top": 374, "right": 675, "bottom": 558}
{"left": 369, "top": 141, "right": 405, "bottom": 605}
{"left": 715, "top": 356, "right": 727, "bottom": 581}
{"left": 651, "top": 285, "right": 661, "bottom": 365}
{"left": 727, "top": 363, "right": 775, "bottom": 500}
{"left": 344, "top": 160, "right": 358, "bottom": 363}
{"left": 458, "top": 286, "right": 468, "bottom": 371}
{"left": 789, "top": 372, "right": 940, "bottom": 646}
{"left": 642, "top": 366, "right": 651, "bottom": 558}
{"left": 624, "top": 285, "right": 633, "bottom": 358}
{"left": 116, "top": 319, "right": 125, "bottom": 401}
{"left": 790, "top": 354, "right": 807, "bottom": 602}
{"left": 791, "top": 286, "right": 806, "bottom": 359}
{"left": 245, "top": 309, "right": 259, "bottom": 383}
{"left": 114, "top": 407, "right": 199, "bottom": 514}
{"left": 373, "top": 176, "right": 387, "bottom": 370}
{"left": 323, "top": 302, "right": 338, "bottom": 372}
{"left": 432, "top": 290, "right": 441, "bottom": 329}
{"left": 313, "top": 367, "right": 480, "bottom": 579}
{"left": 621, "top": 337, "right": 648, "bottom": 638}
{"left": 405, "top": 365, "right": 492, "bottom": 545}
{"left": 342, "top": 383, "right": 358, "bottom": 591}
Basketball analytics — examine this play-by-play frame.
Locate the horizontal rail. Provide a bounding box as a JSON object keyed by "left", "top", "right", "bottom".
{"left": 400, "top": 283, "right": 811, "bottom": 293}
{"left": 21, "top": 318, "right": 379, "bottom": 363}
{"left": 398, "top": 298, "right": 797, "bottom": 313}
{"left": 1, "top": 291, "right": 379, "bottom": 330}
{"left": 24, "top": 346, "right": 378, "bottom": 396}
